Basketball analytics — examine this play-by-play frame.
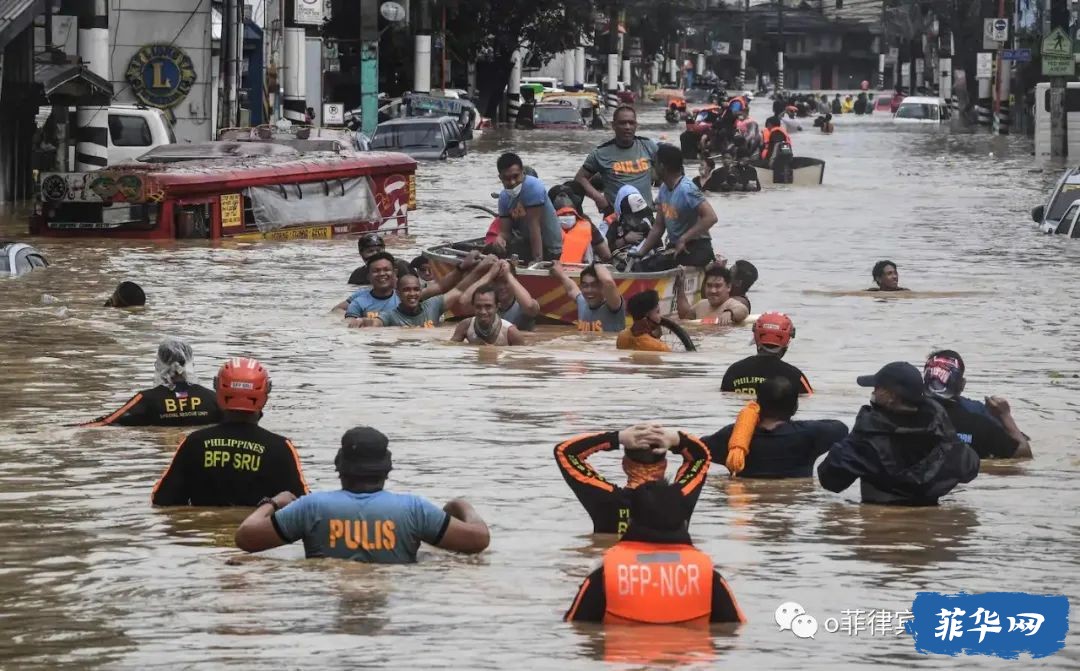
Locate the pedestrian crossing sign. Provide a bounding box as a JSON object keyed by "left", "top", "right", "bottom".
{"left": 1043, "top": 28, "right": 1074, "bottom": 76}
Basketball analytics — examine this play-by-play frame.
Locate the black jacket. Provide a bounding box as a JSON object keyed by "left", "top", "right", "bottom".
{"left": 817, "top": 400, "right": 979, "bottom": 505}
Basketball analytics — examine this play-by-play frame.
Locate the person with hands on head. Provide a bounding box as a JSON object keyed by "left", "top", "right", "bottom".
{"left": 675, "top": 264, "right": 749, "bottom": 325}
{"left": 922, "top": 350, "right": 1032, "bottom": 459}
{"left": 451, "top": 283, "right": 525, "bottom": 346}
{"left": 459, "top": 259, "right": 540, "bottom": 331}
{"left": 635, "top": 144, "right": 718, "bottom": 272}
{"left": 553, "top": 423, "right": 712, "bottom": 535}
{"left": 550, "top": 261, "right": 626, "bottom": 332}
{"left": 346, "top": 251, "right": 489, "bottom": 327}
{"left": 234, "top": 426, "right": 490, "bottom": 563}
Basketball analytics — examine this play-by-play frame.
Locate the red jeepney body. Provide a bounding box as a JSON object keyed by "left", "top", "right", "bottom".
{"left": 31, "top": 149, "right": 418, "bottom": 241}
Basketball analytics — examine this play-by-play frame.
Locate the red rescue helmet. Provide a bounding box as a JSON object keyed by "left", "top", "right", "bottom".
{"left": 753, "top": 312, "right": 795, "bottom": 349}
{"left": 214, "top": 357, "right": 271, "bottom": 412}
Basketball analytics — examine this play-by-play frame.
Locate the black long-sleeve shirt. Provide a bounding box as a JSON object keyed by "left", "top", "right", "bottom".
{"left": 554, "top": 431, "right": 711, "bottom": 534}
{"left": 84, "top": 383, "right": 221, "bottom": 427}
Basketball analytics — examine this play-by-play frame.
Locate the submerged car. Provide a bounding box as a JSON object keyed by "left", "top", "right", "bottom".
{"left": 529, "top": 102, "right": 587, "bottom": 129}
{"left": 370, "top": 116, "right": 467, "bottom": 160}
{"left": 873, "top": 95, "right": 893, "bottom": 113}
{"left": 892, "top": 96, "right": 950, "bottom": 123}
{"left": 1032, "top": 166, "right": 1080, "bottom": 234}
{"left": 1, "top": 242, "right": 49, "bottom": 278}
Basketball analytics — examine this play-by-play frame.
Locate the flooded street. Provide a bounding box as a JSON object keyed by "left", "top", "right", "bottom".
{"left": 1, "top": 107, "right": 1078, "bottom": 669}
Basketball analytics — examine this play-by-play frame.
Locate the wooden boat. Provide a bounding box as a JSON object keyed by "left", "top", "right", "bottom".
{"left": 423, "top": 239, "right": 704, "bottom": 325}
{"left": 750, "top": 156, "right": 826, "bottom": 186}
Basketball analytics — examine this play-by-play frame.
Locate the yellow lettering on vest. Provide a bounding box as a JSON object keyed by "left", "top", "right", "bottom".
{"left": 204, "top": 450, "right": 231, "bottom": 468}
{"left": 382, "top": 520, "right": 396, "bottom": 549}
{"left": 329, "top": 519, "right": 344, "bottom": 547}
{"left": 190, "top": 397, "right": 201, "bottom": 410}
{"left": 165, "top": 398, "right": 177, "bottom": 412}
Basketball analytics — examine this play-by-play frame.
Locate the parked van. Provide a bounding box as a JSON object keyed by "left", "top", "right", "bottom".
{"left": 41, "top": 105, "right": 175, "bottom": 167}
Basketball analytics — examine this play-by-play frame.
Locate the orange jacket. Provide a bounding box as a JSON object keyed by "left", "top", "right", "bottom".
{"left": 616, "top": 328, "right": 672, "bottom": 352}
{"left": 558, "top": 207, "right": 594, "bottom": 264}
{"left": 602, "top": 541, "right": 714, "bottom": 624}
{"left": 760, "top": 126, "right": 792, "bottom": 159}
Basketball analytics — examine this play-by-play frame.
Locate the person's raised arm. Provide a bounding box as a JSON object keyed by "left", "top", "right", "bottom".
{"left": 595, "top": 263, "right": 623, "bottom": 312}
{"left": 234, "top": 491, "right": 299, "bottom": 552}
{"left": 674, "top": 267, "right": 695, "bottom": 319}
{"left": 985, "top": 396, "right": 1033, "bottom": 458}
{"left": 420, "top": 251, "right": 484, "bottom": 300}
{"left": 594, "top": 238, "right": 613, "bottom": 263}
{"left": 667, "top": 429, "right": 712, "bottom": 509}
{"left": 504, "top": 263, "right": 541, "bottom": 316}
{"left": 444, "top": 256, "right": 499, "bottom": 309}
{"left": 434, "top": 498, "right": 490, "bottom": 554}
{"left": 550, "top": 261, "right": 581, "bottom": 300}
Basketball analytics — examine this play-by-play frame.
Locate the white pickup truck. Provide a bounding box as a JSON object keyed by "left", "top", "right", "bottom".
{"left": 38, "top": 104, "right": 176, "bottom": 166}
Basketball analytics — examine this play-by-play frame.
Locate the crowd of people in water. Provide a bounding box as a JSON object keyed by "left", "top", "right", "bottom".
{"left": 84, "top": 102, "right": 1033, "bottom": 628}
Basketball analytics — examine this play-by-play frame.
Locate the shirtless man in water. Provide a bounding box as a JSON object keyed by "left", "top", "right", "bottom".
{"left": 675, "top": 264, "right": 750, "bottom": 325}
{"left": 451, "top": 284, "right": 524, "bottom": 346}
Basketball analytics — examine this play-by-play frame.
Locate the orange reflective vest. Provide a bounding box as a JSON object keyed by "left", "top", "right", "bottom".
{"left": 558, "top": 207, "right": 594, "bottom": 264}
{"left": 602, "top": 541, "right": 714, "bottom": 624}
{"left": 760, "top": 127, "right": 792, "bottom": 159}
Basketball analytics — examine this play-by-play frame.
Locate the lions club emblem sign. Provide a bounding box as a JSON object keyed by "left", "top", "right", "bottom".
{"left": 125, "top": 44, "right": 196, "bottom": 109}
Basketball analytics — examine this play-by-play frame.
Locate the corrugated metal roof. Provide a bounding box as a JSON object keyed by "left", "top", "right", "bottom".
{"left": 0, "top": 0, "right": 43, "bottom": 51}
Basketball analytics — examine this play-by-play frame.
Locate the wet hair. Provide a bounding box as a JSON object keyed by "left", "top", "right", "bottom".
{"left": 579, "top": 264, "right": 599, "bottom": 283}
{"left": 928, "top": 348, "right": 966, "bottom": 374}
{"left": 612, "top": 105, "right": 637, "bottom": 121}
{"left": 627, "top": 289, "right": 660, "bottom": 320}
{"left": 396, "top": 273, "right": 421, "bottom": 289}
{"left": 496, "top": 152, "right": 523, "bottom": 174}
{"left": 365, "top": 251, "right": 397, "bottom": 271}
{"left": 524, "top": 165, "right": 538, "bottom": 178}
{"left": 731, "top": 260, "right": 758, "bottom": 294}
{"left": 472, "top": 283, "right": 497, "bottom": 303}
{"left": 113, "top": 281, "right": 146, "bottom": 307}
{"left": 656, "top": 143, "right": 683, "bottom": 175}
{"left": 872, "top": 260, "right": 897, "bottom": 281}
{"left": 704, "top": 265, "right": 732, "bottom": 285}
{"left": 409, "top": 255, "right": 430, "bottom": 271}
{"left": 629, "top": 480, "right": 690, "bottom": 532}
{"left": 757, "top": 377, "right": 799, "bottom": 421}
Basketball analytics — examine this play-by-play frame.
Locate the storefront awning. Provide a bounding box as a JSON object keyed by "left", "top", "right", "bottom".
{"left": 35, "top": 62, "right": 113, "bottom": 105}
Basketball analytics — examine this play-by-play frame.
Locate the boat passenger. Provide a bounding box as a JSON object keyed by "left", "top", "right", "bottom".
{"left": 604, "top": 185, "right": 654, "bottom": 251}
{"left": 491, "top": 152, "right": 563, "bottom": 263}
{"left": 729, "top": 259, "right": 758, "bottom": 313}
{"left": 553, "top": 423, "right": 711, "bottom": 535}
{"left": 234, "top": 426, "right": 490, "bottom": 563}
{"left": 675, "top": 264, "right": 749, "bottom": 325}
{"left": 151, "top": 357, "right": 310, "bottom": 506}
{"left": 616, "top": 290, "right": 671, "bottom": 352}
{"left": 635, "top": 144, "right": 718, "bottom": 271}
{"left": 563, "top": 481, "right": 745, "bottom": 624}
{"left": 104, "top": 281, "right": 146, "bottom": 308}
{"left": 817, "top": 362, "right": 980, "bottom": 506}
{"left": 348, "top": 233, "right": 412, "bottom": 286}
{"left": 760, "top": 118, "right": 793, "bottom": 161}
{"left": 549, "top": 261, "right": 626, "bottom": 332}
{"left": 450, "top": 283, "right": 524, "bottom": 346}
{"left": 349, "top": 254, "right": 493, "bottom": 328}
{"left": 867, "top": 259, "right": 909, "bottom": 291}
{"left": 83, "top": 338, "right": 221, "bottom": 427}
{"left": 551, "top": 186, "right": 611, "bottom": 264}
{"left": 704, "top": 377, "right": 849, "bottom": 478}
{"left": 922, "top": 350, "right": 1032, "bottom": 458}
{"left": 575, "top": 105, "right": 659, "bottom": 212}
{"left": 721, "top": 312, "right": 813, "bottom": 396}
{"left": 341, "top": 252, "right": 401, "bottom": 318}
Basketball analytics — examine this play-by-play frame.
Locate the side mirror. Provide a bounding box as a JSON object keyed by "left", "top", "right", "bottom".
{"left": 1031, "top": 205, "right": 1044, "bottom": 223}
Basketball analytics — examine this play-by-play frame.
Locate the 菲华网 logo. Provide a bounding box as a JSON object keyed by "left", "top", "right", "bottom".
{"left": 125, "top": 44, "right": 196, "bottom": 109}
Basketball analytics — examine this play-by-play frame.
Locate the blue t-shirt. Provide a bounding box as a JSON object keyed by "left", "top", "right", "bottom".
{"left": 272, "top": 489, "right": 451, "bottom": 563}
{"left": 377, "top": 295, "right": 446, "bottom": 327}
{"left": 657, "top": 176, "right": 709, "bottom": 245}
{"left": 497, "top": 174, "right": 563, "bottom": 257}
{"left": 575, "top": 293, "right": 626, "bottom": 332}
{"left": 345, "top": 289, "right": 400, "bottom": 318}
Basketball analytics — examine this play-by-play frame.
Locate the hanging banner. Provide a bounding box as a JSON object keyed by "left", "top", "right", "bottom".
{"left": 295, "top": 0, "right": 324, "bottom": 25}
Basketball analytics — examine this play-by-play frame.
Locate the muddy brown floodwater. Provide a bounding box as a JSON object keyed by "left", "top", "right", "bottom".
{"left": 1, "top": 108, "right": 1078, "bottom": 670}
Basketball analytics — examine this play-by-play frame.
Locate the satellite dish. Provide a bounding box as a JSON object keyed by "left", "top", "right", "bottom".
{"left": 380, "top": 1, "right": 406, "bottom": 22}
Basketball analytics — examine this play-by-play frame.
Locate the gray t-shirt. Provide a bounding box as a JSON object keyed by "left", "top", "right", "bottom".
{"left": 499, "top": 299, "right": 536, "bottom": 332}
{"left": 272, "top": 489, "right": 450, "bottom": 563}
{"left": 582, "top": 137, "right": 659, "bottom": 207}
{"left": 378, "top": 295, "right": 445, "bottom": 327}
{"left": 575, "top": 293, "right": 626, "bottom": 332}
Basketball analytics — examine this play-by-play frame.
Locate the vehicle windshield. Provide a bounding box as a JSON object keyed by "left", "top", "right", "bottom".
{"left": 896, "top": 103, "right": 939, "bottom": 120}
{"left": 371, "top": 124, "right": 444, "bottom": 150}
{"left": 533, "top": 107, "right": 581, "bottom": 124}
{"left": 1048, "top": 184, "right": 1080, "bottom": 220}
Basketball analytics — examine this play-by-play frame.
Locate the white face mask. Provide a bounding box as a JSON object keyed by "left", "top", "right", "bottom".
{"left": 507, "top": 182, "right": 524, "bottom": 198}
{"left": 558, "top": 214, "right": 577, "bottom": 230}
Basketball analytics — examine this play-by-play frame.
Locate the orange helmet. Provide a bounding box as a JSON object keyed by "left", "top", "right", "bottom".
{"left": 214, "top": 357, "right": 271, "bottom": 412}
{"left": 753, "top": 312, "right": 795, "bottom": 349}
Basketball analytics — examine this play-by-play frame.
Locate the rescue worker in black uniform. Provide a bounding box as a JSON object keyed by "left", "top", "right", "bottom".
{"left": 84, "top": 338, "right": 220, "bottom": 427}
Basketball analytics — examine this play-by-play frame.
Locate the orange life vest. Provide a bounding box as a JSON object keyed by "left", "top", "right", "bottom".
{"left": 558, "top": 207, "right": 594, "bottom": 264}
{"left": 602, "top": 541, "right": 714, "bottom": 625}
{"left": 760, "top": 127, "right": 792, "bottom": 159}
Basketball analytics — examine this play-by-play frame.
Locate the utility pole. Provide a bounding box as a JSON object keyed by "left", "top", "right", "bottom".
{"left": 606, "top": 1, "right": 620, "bottom": 108}
{"left": 879, "top": 0, "right": 887, "bottom": 89}
{"left": 740, "top": 0, "right": 748, "bottom": 89}
{"left": 1049, "top": 0, "right": 1068, "bottom": 156}
{"left": 360, "top": 0, "right": 379, "bottom": 136}
{"left": 776, "top": 0, "right": 784, "bottom": 92}
{"left": 415, "top": 0, "right": 432, "bottom": 93}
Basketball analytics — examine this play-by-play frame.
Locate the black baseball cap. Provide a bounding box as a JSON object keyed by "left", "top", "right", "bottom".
{"left": 358, "top": 233, "right": 385, "bottom": 252}
{"left": 335, "top": 427, "right": 393, "bottom": 477}
{"left": 857, "top": 361, "right": 925, "bottom": 404}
